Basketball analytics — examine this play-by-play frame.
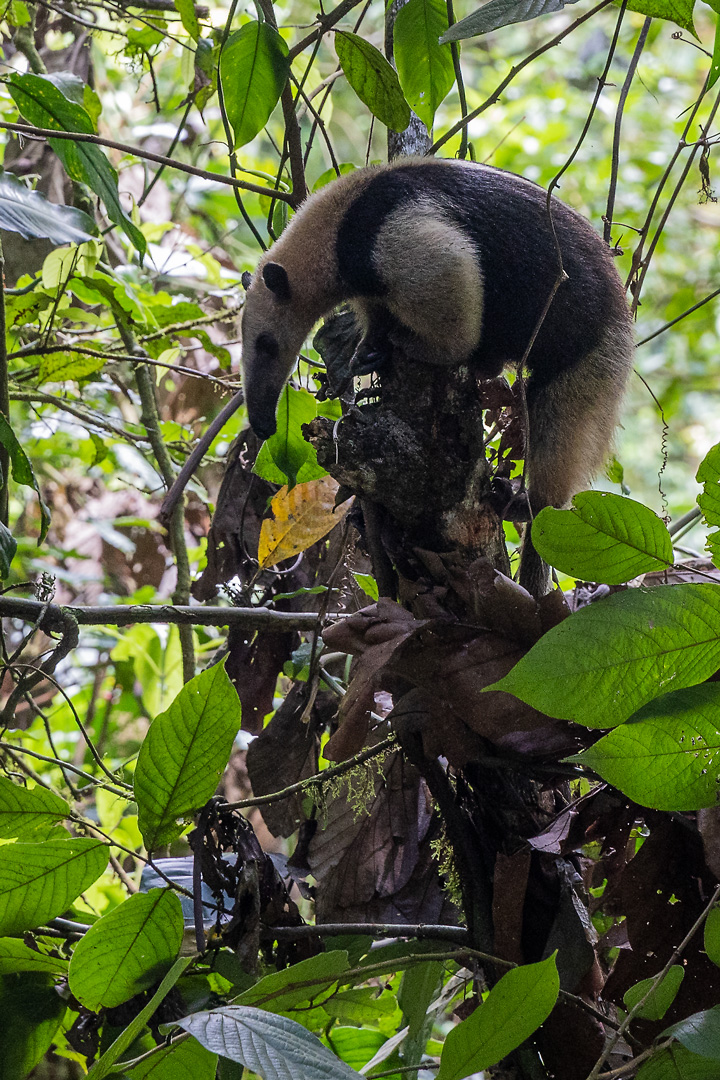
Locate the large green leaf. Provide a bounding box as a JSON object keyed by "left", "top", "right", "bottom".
{"left": 6, "top": 72, "right": 145, "bottom": 256}
{"left": 254, "top": 386, "right": 328, "bottom": 489}
{"left": 334, "top": 32, "right": 410, "bottom": 133}
{"left": 0, "top": 973, "right": 66, "bottom": 1080}
{"left": 175, "top": 1006, "right": 363, "bottom": 1078}
{"left": 624, "top": 967, "right": 684, "bottom": 1020}
{"left": 492, "top": 584, "right": 720, "bottom": 729}
{"left": 122, "top": 1035, "right": 217, "bottom": 1078}
{"left": 0, "top": 777, "right": 70, "bottom": 840}
{"left": 637, "top": 1045, "right": 720, "bottom": 1078}
{"left": 0, "top": 413, "right": 51, "bottom": 541}
{"left": 134, "top": 662, "right": 241, "bottom": 850}
{"left": 0, "top": 937, "right": 68, "bottom": 976}
{"left": 437, "top": 955, "right": 559, "bottom": 1079}
{"left": 394, "top": 0, "right": 455, "bottom": 131}
{"left": 570, "top": 684, "right": 720, "bottom": 810}
{"left": 531, "top": 492, "right": 674, "bottom": 585}
{"left": 68, "top": 888, "right": 183, "bottom": 1010}
{"left": 0, "top": 837, "right": 107, "bottom": 935}
{"left": 234, "top": 951, "right": 350, "bottom": 1011}
{"left": 666, "top": 1005, "right": 720, "bottom": 1061}
{"left": 624, "top": 0, "right": 696, "bottom": 35}
{"left": 705, "top": 906, "right": 720, "bottom": 967}
{"left": 697, "top": 443, "right": 720, "bottom": 565}
{"left": 219, "top": 22, "right": 289, "bottom": 149}
{"left": 86, "top": 956, "right": 192, "bottom": 1080}
{"left": 0, "top": 171, "right": 96, "bottom": 244}
{"left": 440, "top": 0, "right": 582, "bottom": 41}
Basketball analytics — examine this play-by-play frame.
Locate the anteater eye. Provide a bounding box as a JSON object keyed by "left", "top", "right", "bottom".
{"left": 256, "top": 333, "right": 279, "bottom": 360}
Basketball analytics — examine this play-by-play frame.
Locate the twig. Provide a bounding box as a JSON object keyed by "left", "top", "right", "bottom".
{"left": 0, "top": 741, "right": 130, "bottom": 796}
{"left": 0, "top": 594, "right": 325, "bottom": 630}
{"left": 159, "top": 389, "right": 244, "bottom": 525}
{"left": 636, "top": 284, "right": 720, "bottom": 346}
{"left": 288, "top": 0, "right": 367, "bottom": 61}
{"left": 445, "top": 0, "right": 468, "bottom": 159}
{"left": 221, "top": 734, "right": 397, "bottom": 811}
{"left": 263, "top": 921, "right": 468, "bottom": 943}
{"left": 605, "top": 17, "right": 651, "bottom": 244}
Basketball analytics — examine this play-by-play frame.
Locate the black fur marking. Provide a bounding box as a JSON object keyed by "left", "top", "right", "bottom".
{"left": 335, "top": 162, "right": 624, "bottom": 386}
{"left": 263, "top": 262, "right": 292, "bottom": 301}
{"left": 241, "top": 270, "right": 253, "bottom": 291}
{"left": 256, "top": 332, "right": 279, "bottom": 361}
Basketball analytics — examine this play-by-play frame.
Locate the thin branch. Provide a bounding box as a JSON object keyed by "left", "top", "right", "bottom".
{"left": 288, "top": 0, "right": 366, "bottom": 61}
{"left": 263, "top": 921, "right": 468, "bottom": 943}
{"left": 445, "top": 0, "right": 468, "bottom": 159}
{"left": 159, "top": 389, "right": 244, "bottom": 525}
{"left": 0, "top": 595, "right": 324, "bottom": 630}
{"left": 636, "top": 284, "right": 720, "bottom": 346}
{"left": 0, "top": 741, "right": 131, "bottom": 796}
{"left": 221, "top": 734, "right": 397, "bottom": 811}
{"left": 0, "top": 235, "right": 8, "bottom": 529}
{"left": 605, "top": 17, "right": 651, "bottom": 244}
{"left": 8, "top": 389, "right": 147, "bottom": 444}
{"left": 0, "top": 122, "right": 296, "bottom": 203}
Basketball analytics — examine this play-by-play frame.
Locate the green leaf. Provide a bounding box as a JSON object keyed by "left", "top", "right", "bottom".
{"left": 324, "top": 1027, "right": 386, "bottom": 1071}
{"left": 320, "top": 986, "right": 397, "bottom": 1024}
{"left": 705, "top": 906, "right": 720, "bottom": 966}
{"left": 175, "top": 1006, "right": 363, "bottom": 1078}
{"left": 87, "top": 956, "right": 192, "bottom": 1080}
{"left": 637, "top": 1044, "right": 720, "bottom": 1078}
{"left": 38, "top": 351, "right": 105, "bottom": 384}
{"left": 570, "top": 684, "right": 720, "bottom": 811}
{"left": 697, "top": 442, "right": 720, "bottom": 565}
{"left": 399, "top": 959, "right": 444, "bottom": 1066}
{"left": 175, "top": 0, "right": 200, "bottom": 40}
{"left": 68, "top": 888, "right": 183, "bottom": 1010}
{"left": 219, "top": 22, "right": 289, "bottom": 149}
{"left": 440, "top": 0, "right": 582, "bottom": 41}
{"left": 624, "top": 967, "right": 684, "bottom": 1020}
{"left": 624, "top": 0, "right": 696, "bottom": 35}
{"left": 121, "top": 1035, "right": 218, "bottom": 1078}
{"left": 352, "top": 573, "right": 379, "bottom": 601}
{"left": 437, "top": 955, "right": 559, "bottom": 1079}
{"left": 0, "top": 777, "right": 70, "bottom": 840}
{"left": 0, "top": 412, "right": 51, "bottom": 541}
{"left": 0, "top": 973, "right": 66, "bottom": 1080}
{"left": 666, "top": 1005, "right": 720, "bottom": 1061}
{"left": 531, "top": 493, "right": 674, "bottom": 585}
{"left": 6, "top": 73, "right": 146, "bottom": 256}
{"left": 254, "top": 386, "right": 327, "bottom": 489}
{"left": 394, "top": 0, "right": 455, "bottom": 130}
{"left": 492, "top": 584, "right": 720, "bottom": 729}
{"left": 0, "top": 171, "right": 96, "bottom": 244}
{"left": 334, "top": 32, "right": 410, "bottom": 133}
{"left": 710, "top": 17, "right": 720, "bottom": 90}
{"left": 235, "top": 951, "right": 350, "bottom": 1011}
{"left": 0, "top": 837, "right": 107, "bottom": 935}
{"left": 0, "top": 937, "right": 68, "bottom": 976}
{"left": 134, "top": 662, "right": 241, "bottom": 850}
{"left": 0, "top": 522, "right": 16, "bottom": 578}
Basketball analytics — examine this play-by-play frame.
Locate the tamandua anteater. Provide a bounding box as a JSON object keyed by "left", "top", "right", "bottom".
{"left": 240, "top": 158, "right": 634, "bottom": 596}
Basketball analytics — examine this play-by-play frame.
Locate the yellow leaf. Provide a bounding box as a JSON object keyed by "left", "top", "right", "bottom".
{"left": 258, "top": 477, "right": 352, "bottom": 568}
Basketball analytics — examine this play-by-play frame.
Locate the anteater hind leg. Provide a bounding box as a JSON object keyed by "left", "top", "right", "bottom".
{"left": 518, "top": 324, "right": 633, "bottom": 597}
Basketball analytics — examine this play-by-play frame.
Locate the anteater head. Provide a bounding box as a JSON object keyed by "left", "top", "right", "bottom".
{"left": 240, "top": 261, "right": 310, "bottom": 441}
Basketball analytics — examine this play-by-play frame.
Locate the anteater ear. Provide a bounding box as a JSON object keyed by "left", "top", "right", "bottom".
{"left": 241, "top": 271, "right": 253, "bottom": 291}
{"left": 262, "top": 262, "right": 292, "bottom": 302}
